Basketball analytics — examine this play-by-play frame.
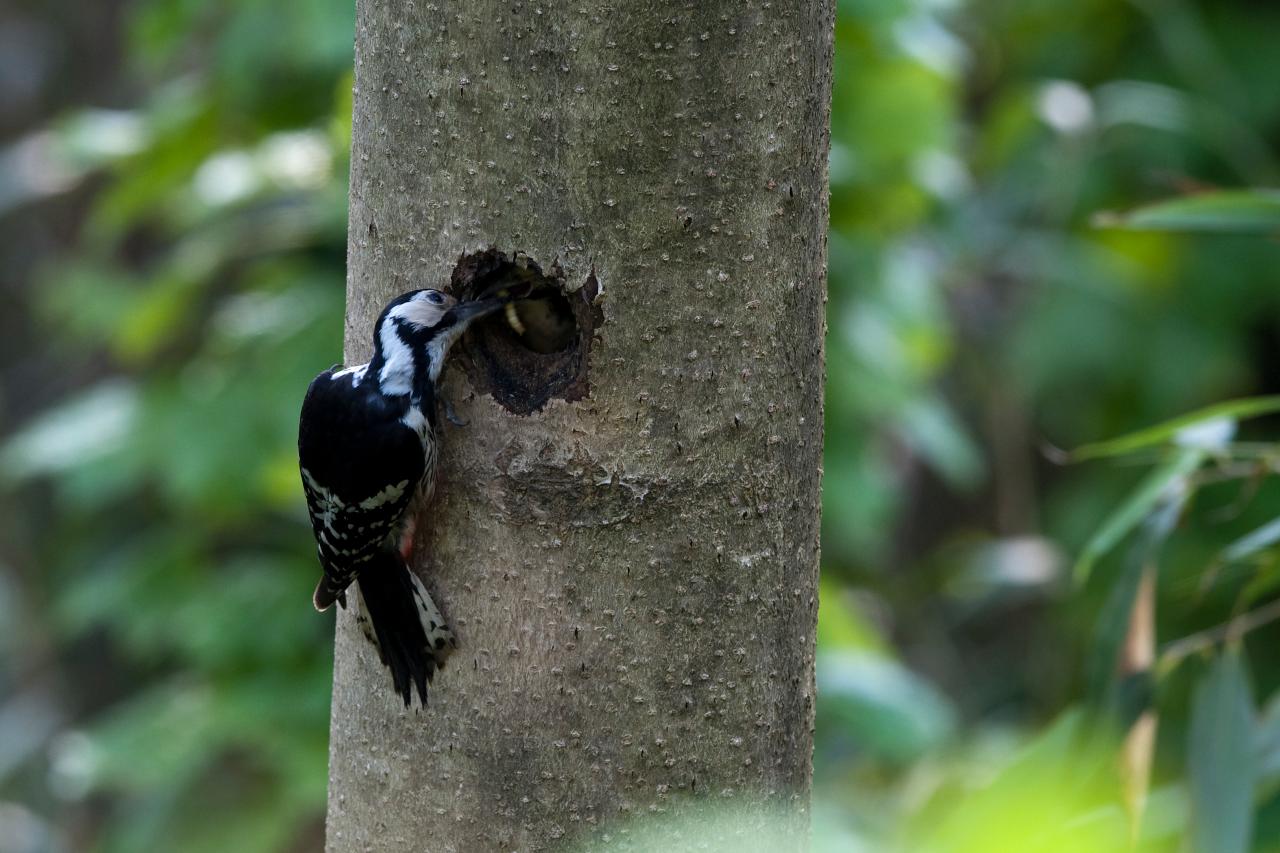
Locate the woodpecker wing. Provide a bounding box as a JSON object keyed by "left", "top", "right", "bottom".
{"left": 298, "top": 369, "right": 427, "bottom": 609}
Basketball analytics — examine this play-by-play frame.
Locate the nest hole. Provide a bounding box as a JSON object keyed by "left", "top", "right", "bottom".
{"left": 450, "top": 248, "right": 599, "bottom": 415}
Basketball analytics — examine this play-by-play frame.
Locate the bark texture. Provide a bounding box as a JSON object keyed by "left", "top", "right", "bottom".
{"left": 327, "top": 2, "right": 833, "bottom": 851}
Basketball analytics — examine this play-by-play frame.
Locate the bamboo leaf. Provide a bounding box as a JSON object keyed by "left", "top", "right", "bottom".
{"left": 1087, "top": 492, "right": 1181, "bottom": 707}
{"left": 1222, "top": 516, "right": 1280, "bottom": 564}
{"left": 1255, "top": 691, "right": 1280, "bottom": 796}
{"left": 1074, "top": 449, "right": 1201, "bottom": 585}
{"left": 1096, "top": 190, "right": 1280, "bottom": 234}
{"left": 1069, "top": 397, "right": 1280, "bottom": 462}
{"left": 1187, "top": 648, "right": 1256, "bottom": 853}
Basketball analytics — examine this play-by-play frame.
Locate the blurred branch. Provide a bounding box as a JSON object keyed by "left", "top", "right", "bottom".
{"left": 1158, "top": 598, "right": 1280, "bottom": 673}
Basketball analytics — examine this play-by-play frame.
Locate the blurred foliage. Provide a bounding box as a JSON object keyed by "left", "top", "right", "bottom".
{"left": 0, "top": 0, "right": 352, "bottom": 849}
{"left": 2, "top": 0, "right": 1280, "bottom": 850}
{"left": 816, "top": 0, "right": 1280, "bottom": 850}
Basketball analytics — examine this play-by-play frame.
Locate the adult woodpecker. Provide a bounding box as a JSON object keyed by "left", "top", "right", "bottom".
{"left": 297, "top": 287, "right": 507, "bottom": 706}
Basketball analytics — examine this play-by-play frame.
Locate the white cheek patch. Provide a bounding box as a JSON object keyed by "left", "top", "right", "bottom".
{"left": 378, "top": 322, "right": 415, "bottom": 396}
{"left": 388, "top": 300, "right": 449, "bottom": 329}
{"left": 426, "top": 325, "right": 465, "bottom": 384}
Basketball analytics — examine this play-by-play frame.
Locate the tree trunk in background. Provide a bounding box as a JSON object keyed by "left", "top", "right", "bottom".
{"left": 327, "top": 2, "right": 832, "bottom": 851}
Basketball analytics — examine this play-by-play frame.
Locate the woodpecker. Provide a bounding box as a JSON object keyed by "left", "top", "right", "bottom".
{"left": 297, "top": 287, "right": 506, "bottom": 706}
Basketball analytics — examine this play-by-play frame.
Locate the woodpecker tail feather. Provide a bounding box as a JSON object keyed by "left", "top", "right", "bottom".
{"left": 312, "top": 574, "right": 349, "bottom": 611}
{"left": 353, "top": 552, "right": 456, "bottom": 707}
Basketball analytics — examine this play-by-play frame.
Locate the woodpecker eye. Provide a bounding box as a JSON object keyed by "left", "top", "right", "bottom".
{"left": 424, "top": 291, "right": 444, "bottom": 305}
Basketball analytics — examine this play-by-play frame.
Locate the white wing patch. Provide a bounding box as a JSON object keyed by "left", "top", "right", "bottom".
{"left": 332, "top": 363, "right": 369, "bottom": 387}
{"left": 304, "top": 467, "right": 409, "bottom": 518}
{"left": 358, "top": 478, "right": 410, "bottom": 510}
{"left": 301, "top": 468, "right": 340, "bottom": 528}
{"left": 387, "top": 298, "right": 449, "bottom": 329}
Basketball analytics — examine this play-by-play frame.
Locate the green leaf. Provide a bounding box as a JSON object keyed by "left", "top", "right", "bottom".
{"left": 899, "top": 395, "right": 985, "bottom": 490}
{"left": 86, "top": 681, "right": 223, "bottom": 794}
{"left": 1086, "top": 497, "right": 1181, "bottom": 707}
{"left": 1238, "top": 557, "right": 1280, "bottom": 611}
{"left": 816, "top": 578, "right": 888, "bottom": 654}
{"left": 1255, "top": 691, "right": 1280, "bottom": 796}
{"left": 0, "top": 380, "right": 139, "bottom": 482}
{"left": 1096, "top": 190, "right": 1280, "bottom": 234}
{"left": 910, "top": 711, "right": 1130, "bottom": 852}
{"left": 1073, "top": 448, "right": 1201, "bottom": 584}
{"left": 1069, "top": 396, "right": 1280, "bottom": 461}
{"left": 1223, "top": 517, "right": 1280, "bottom": 565}
{"left": 815, "top": 650, "right": 957, "bottom": 763}
{"left": 1138, "top": 786, "right": 1192, "bottom": 845}
{"left": 1187, "top": 648, "right": 1256, "bottom": 853}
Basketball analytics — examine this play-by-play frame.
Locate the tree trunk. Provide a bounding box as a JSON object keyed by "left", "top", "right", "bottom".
{"left": 327, "top": 3, "right": 833, "bottom": 851}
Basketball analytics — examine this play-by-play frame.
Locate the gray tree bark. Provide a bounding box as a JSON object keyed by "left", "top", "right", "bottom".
{"left": 327, "top": 3, "right": 833, "bottom": 851}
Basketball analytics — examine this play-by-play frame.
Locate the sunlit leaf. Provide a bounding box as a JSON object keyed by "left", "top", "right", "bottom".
{"left": 1137, "top": 786, "right": 1191, "bottom": 844}
{"left": 113, "top": 273, "right": 205, "bottom": 363}
{"left": 911, "top": 711, "right": 1129, "bottom": 852}
{"left": 1096, "top": 190, "right": 1280, "bottom": 234}
{"left": 1068, "top": 397, "right": 1280, "bottom": 461}
{"left": 816, "top": 579, "right": 888, "bottom": 655}
{"left": 259, "top": 452, "right": 307, "bottom": 511}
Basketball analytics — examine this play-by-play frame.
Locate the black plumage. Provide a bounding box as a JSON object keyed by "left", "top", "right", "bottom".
{"left": 299, "top": 368, "right": 427, "bottom": 606}
{"left": 297, "top": 287, "right": 503, "bottom": 705}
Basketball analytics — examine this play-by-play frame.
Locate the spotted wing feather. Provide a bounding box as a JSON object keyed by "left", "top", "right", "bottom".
{"left": 298, "top": 369, "right": 427, "bottom": 609}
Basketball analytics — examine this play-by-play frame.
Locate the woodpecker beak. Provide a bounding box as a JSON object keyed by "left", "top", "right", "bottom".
{"left": 445, "top": 296, "right": 505, "bottom": 325}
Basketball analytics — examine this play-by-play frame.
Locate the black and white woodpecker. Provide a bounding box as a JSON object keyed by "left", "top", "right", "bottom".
{"left": 297, "top": 287, "right": 508, "bottom": 706}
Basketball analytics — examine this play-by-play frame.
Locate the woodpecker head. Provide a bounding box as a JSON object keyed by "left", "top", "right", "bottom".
{"left": 371, "top": 289, "right": 506, "bottom": 395}
{"left": 377, "top": 288, "right": 506, "bottom": 335}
